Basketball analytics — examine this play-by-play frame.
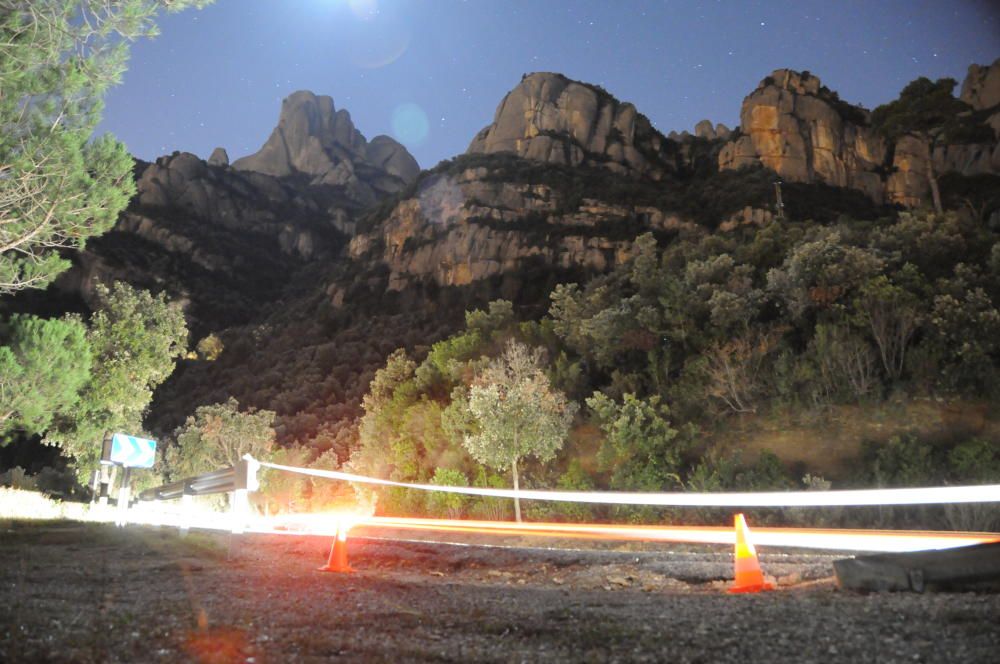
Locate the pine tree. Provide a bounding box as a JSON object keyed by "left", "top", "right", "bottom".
{"left": 0, "top": 1, "right": 211, "bottom": 293}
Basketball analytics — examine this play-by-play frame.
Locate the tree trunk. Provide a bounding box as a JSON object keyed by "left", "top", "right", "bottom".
{"left": 512, "top": 457, "right": 522, "bottom": 523}
{"left": 925, "top": 139, "right": 943, "bottom": 215}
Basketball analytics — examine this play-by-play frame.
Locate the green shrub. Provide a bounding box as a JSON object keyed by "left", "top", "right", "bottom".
{"left": 427, "top": 468, "right": 469, "bottom": 518}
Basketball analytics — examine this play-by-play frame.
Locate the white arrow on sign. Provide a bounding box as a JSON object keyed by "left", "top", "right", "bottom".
{"left": 110, "top": 433, "right": 157, "bottom": 468}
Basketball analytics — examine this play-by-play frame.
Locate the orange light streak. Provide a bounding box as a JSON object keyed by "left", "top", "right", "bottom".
{"left": 349, "top": 516, "right": 1000, "bottom": 553}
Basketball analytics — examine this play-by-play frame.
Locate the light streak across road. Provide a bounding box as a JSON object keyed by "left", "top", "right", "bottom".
{"left": 257, "top": 460, "right": 1000, "bottom": 507}
{"left": 353, "top": 516, "right": 1000, "bottom": 553}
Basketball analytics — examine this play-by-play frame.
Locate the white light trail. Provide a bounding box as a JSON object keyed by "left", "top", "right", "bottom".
{"left": 359, "top": 516, "right": 1000, "bottom": 553}
{"left": 256, "top": 459, "right": 1000, "bottom": 508}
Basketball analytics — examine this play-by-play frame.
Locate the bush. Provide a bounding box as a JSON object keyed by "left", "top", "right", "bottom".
{"left": 427, "top": 468, "right": 469, "bottom": 518}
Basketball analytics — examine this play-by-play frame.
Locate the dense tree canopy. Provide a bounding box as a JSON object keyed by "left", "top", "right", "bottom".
{"left": 167, "top": 397, "right": 276, "bottom": 479}
{"left": 45, "top": 282, "right": 188, "bottom": 477}
{"left": 0, "top": 314, "right": 91, "bottom": 437}
{"left": 0, "top": 0, "right": 211, "bottom": 293}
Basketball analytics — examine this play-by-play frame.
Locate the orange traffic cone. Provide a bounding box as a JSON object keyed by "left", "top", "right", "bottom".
{"left": 728, "top": 513, "right": 774, "bottom": 593}
{"left": 319, "top": 523, "right": 353, "bottom": 573}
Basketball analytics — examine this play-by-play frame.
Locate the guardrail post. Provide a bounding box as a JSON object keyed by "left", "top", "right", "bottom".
{"left": 115, "top": 467, "right": 132, "bottom": 527}
{"left": 231, "top": 488, "right": 249, "bottom": 534}
{"left": 179, "top": 493, "right": 193, "bottom": 537}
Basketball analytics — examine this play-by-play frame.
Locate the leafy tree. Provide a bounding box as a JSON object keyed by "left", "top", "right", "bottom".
{"left": 871, "top": 77, "right": 971, "bottom": 214}
{"left": 414, "top": 329, "right": 484, "bottom": 395}
{"left": 853, "top": 276, "right": 921, "bottom": 381}
{"left": 259, "top": 445, "right": 312, "bottom": 514}
{"left": 0, "top": 314, "right": 91, "bottom": 436}
{"left": 352, "top": 349, "right": 419, "bottom": 481}
{"left": 463, "top": 341, "right": 577, "bottom": 522}
{"left": 702, "top": 328, "right": 782, "bottom": 414}
{"left": 587, "top": 392, "right": 687, "bottom": 493}
{"left": 428, "top": 468, "right": 469, "bottom": 518}
{"left": 168, "top": 397, "right": 276, "bottom": 479}
{"left": 465, "top": 299, "right": 515, "bottom": 337}
{"left": 926, "top": 288, "right": 1000, "bottom": 393}
{"left": 195, "top": 333, "right": 224, "bottom": 361}
{"left": 550, "top": 234, "right": 693, "bottom": 395}
{"left": 767, "top": 229, "right": 883, "bottom": 321}
{"left": 808, "top": 324, "right": 879, "bottom": 403}
{"left": 45, "top": 282, "right": 188, "bottom": 476}
{"left": 0, "top": 0, "right": 212, "bottom": 293}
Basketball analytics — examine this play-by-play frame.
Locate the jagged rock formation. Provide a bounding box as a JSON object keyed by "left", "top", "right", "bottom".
{"left": 961, "top": 58, "right": 1000, "bottom": 110}
{"left": 719, "top": 68, "right": 1000, "bottom": 207}
{"left": 233, "top": 90, "right": 420, "bottom": 205}
{"left": 718, "top": 69, "right": 888, "bottom": 200}
{"left": 467, "top": 73, "right": 680, "bottom": 179}
{"left": 694, "top": 120, "right": 731, "bottom": 140}
{"left": 347, "top": 72, "right": 885, "bottom": 297}
{"left": 132, "top": 151, "right": 357, "bottom": 259}
{"left": 45, "top": 148, "right": 367, "bottom": 335}
{"left": 207, "top": 147, "right": 229, "bottom": 167}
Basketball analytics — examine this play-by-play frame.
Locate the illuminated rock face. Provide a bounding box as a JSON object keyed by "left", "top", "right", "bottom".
{"left": 233, "top": 90, "right": 419, "bottom": 205}
{"left": 961, "top": 58, "right": 1000, "bottom": 141}
{"left": 719, "top": 68, "right": 1000, "bottom": 207}
{"left": 467, "top": 72, "right": 680, "bottom": 180}
{"left": 346, "top": 165, "right": 696, "bottom": 295}
{"left": 719, "top": 69, "right": 887, "bottom": 201}
{"left": 961, "top": 58, "right": 1000, "bottom": 111}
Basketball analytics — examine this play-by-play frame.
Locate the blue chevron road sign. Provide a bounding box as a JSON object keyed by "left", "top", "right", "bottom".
{"left": 107, "top": 433, "right": 157, "bottom": 468}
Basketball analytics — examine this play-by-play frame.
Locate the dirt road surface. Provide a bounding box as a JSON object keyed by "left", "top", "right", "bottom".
{"left": 2, "top": 520, "right": 998, "bottom": 663}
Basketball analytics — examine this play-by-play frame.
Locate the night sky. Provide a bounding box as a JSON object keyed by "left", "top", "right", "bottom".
{"left": 96, "top": 0, "right": 1000, "bottom": 170}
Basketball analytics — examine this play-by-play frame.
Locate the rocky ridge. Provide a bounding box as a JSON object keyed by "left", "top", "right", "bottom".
{"left": 719, "top": 65, "right": 1000, "bottom": 206}
{"left": 43, "top": 91, "right": 421, "bottom": 333}
{"left": 53, "top": 150, "right": 355, "bottom": 334}
{"left": 467, "top": 72, "right": 683, "bottom": 179}
{"left": 345, "top": 164, "right": 697, "bottom": 297}
{"left": 233, "top": 90, "right": 419, "bottom": 206}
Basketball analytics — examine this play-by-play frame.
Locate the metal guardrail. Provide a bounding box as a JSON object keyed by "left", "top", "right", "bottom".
{"left": 138, "top": 460, "right": 255, "bottom": 502}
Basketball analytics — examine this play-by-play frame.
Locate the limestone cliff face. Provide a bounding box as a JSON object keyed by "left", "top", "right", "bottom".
{"left": 467, "top": 73, "right": 679, "bottom": 179}
{"left": 719, "top": 69, "right": 887, "bottom": 200}
{"left": 344, "top": 164, "right": 695, "bottom": 297}
{"left": 719, "top": 68, "right": 1000, "bottom": 207}
{"left": 233, "top": 91, "right": 420, "bottom": 205}
{"left": 961, "top": 58, "right": 1000, "bottom": 111}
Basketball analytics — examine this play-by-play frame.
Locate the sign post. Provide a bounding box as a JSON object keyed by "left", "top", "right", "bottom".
{"left": 101, "top": 433, "right": 157, "bottom": 526}
{"left": 115, "top": 467, "right": 132, "bottom": 527}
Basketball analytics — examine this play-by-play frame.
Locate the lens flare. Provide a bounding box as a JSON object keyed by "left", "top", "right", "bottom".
{"left": 391, "top": 103, "right": 429, "bottom": 146}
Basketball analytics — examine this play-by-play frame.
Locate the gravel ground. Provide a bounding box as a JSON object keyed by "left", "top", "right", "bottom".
{"left": 1, "top": 519, "right": 999, "bottom": 663}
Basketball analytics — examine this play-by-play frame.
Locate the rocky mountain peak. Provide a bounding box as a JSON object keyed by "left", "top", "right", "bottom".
{"left": 232, "top": 90, "right": 420, "bottom": 205}
{"left": 761, "top": 68, "right": 823, "bottom": 96}
{"left": 718, "top": 67, "right": 1000, "bottom": 207}
{"left": 961, "top": 57, "right": 1000, "bottom": 111}
{"left": 466, "top": 72, "right": 678, "bottom": 179}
